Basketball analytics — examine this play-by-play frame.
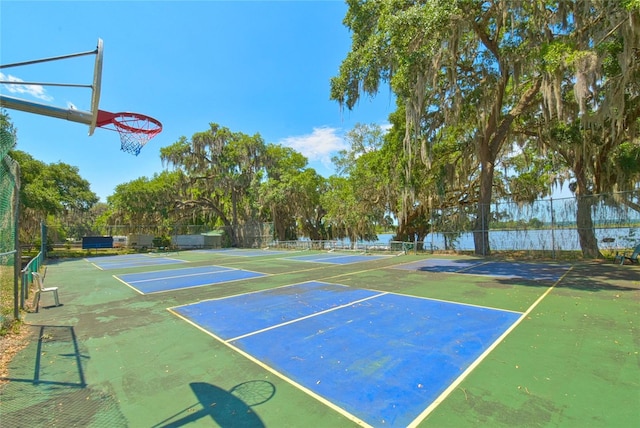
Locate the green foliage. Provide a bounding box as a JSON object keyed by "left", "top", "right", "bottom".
{"left": 160, "top": 124, "right": 268, "bottom": 237}
{"left": 615, "top": 142, "right": 640, "bottom": 173}
{"left": 152, "top": 236, "right": 171, "bottom": 248}
{"left": 8, "top": 150, "right": 99, "bottom": 246}
{"left": 106, "top": 171, "right": 181, "bottom": 226}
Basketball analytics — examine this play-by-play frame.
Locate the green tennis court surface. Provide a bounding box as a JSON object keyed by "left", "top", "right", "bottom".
{"left": 2, "top": 251, "right": 638, "bottom": 427}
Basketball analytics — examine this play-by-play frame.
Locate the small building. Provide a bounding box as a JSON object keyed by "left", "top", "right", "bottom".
{"left": 172, "top": 233, "right": 222, "bottom": 249}
{"left": 113, "top": 236, "right": 128, "bottom": 248}
{"left": 127, "top": 234, "right": 154, "bottom": 249}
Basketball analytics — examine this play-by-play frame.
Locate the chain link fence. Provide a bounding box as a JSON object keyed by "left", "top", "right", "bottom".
{"left": 85, "top": 192, "right": 640, "bottom": 259}
{"left": 1, "top": 126, "right": 20, "bottom": 330}
{"left": 426, "top": 190, "right": 640, "bottom": 257}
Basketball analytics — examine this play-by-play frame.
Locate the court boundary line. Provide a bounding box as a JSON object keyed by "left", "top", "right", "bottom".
{"left": 123, "top": 267, "right": 238, "bottom": 284}
{"left": 168, "top": 279, "right": 523, "bottom": 427}
{"left": 89, "top": 262, "right": 105, "bottom": 271}
{"left": 132, "top": 274, "right": 269, "bottom": 295}
{"left": 112, "top": 275, "right": 145, "bottom": 295}
{"left": 85, "top": 255, "right": 188, "bottom": 271}
{"left": 226, "top": 291, "right": 389, "bottom": 342}
{"left": 407, "top": 264, "right": 576, "bottom": 427}
{"left": 455, "top": 260, "right": 492, "bottom": 273}
{"left": 167, "top": 306, "right": 374, "bottom": 428}
{"left": 167, "top": 280, "right": 348, "bottom": 309}
{"left": 367, "top": 286, "right": 524, "bottom": 315}
{"left": 114, "top": 268, "right": 270, "bottom": 295}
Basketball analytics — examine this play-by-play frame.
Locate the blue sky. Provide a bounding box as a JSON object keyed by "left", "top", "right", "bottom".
{"left": 1, "top": 1, "right": 395, "bottom": 202}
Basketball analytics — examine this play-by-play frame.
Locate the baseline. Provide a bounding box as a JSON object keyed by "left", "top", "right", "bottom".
{"left": 115, "top": 265, "right": 265, "bottom": 294}
{"left": 87, "top": 254, "right": 186, "bottom": 270}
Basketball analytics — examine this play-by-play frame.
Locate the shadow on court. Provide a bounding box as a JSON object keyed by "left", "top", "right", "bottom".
{"left": 0, "top": 324, "right": 128, "bottom": 426}
{"left": 153, "top": 380, "right": 275, "bottom": 428}
{"left": 0, "top": 325, "right": 87, "bottom": 387}
{"left": 484, "top": 261, "right": 640, "bottom": 292}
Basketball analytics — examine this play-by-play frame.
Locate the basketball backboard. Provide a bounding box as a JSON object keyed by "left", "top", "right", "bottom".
{"left": 88, "top": 38, "right": 103, "bottom": 136}
{"left": 0, "top": 38, "right": 161, "bottom": 154}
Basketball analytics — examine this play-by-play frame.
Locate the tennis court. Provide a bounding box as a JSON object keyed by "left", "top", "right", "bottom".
{"left": 86, "top": 253, "right": 187, "bottom": 270}
{"left": 396, "top": 258, "right": 572, "bottom": 282}
{"left": 115, "top": 265, "right": 267, "bottom": 294}
{"left": 195, "top": 248, "right": 290, "bottom": 257}
{"left": 286, "top": 252, "right": 392, "bottom": 265}
{"left": 1, "top": 250, "right": 638, "bottom": 428}
{"left": 171, "top": 281, "right": 521, "bottom": 427}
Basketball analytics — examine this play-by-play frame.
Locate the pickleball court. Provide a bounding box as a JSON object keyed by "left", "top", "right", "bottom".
{"left": 170, "top": 281, "right": 522, "bottom": 427}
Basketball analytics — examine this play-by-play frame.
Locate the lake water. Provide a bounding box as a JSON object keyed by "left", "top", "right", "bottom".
{"left": 356, "top": 227, "right": 639, "bottom": 252}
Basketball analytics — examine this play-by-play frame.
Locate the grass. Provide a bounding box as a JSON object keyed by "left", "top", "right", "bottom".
{"left": 0, "top": 262, "right": 18, "bottom": 335}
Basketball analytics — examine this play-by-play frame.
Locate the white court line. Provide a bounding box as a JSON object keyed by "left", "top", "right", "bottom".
{"left": 166, "top": 307, "right": 374, "bottom": 428}
{"left": 113, "top": 275, "right": 145, "bottom": 295}
{"left": 125, "top": 268, "right": 237, "bottom": 284}
{"left": 407, "top": 264, "right": 575, "bottom": 427}
{"left": 368, "top": 287, "right": 524, "bottom": 315}
{"left": 226, "top": 291, "right": 389, "bottom": 342}
{"left": 167, "top": 280, "right": 331, "bottom": 310}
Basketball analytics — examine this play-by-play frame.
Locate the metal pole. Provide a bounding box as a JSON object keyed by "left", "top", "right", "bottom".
{"left": 41, "top": 221, "right": 47, "bottom": 259}
{"left": 0, "top": 94, "right": 93, "bottom": 125}
{"left": 0, "top": 47, "right": 99, "bottom": 69}
{"left": 13, "top": 162, "right": 21, "bottom": 318}
{"left": 0, "top": 81, "right": 93, "bottom": 88}
{"left": 550, "top": 197, "right": 556, "bottom": 260}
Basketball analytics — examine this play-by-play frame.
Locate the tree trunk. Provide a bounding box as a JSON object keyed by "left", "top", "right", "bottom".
{"left": 474, "top": 158, "right": 494, "bottom": 256}
{"left": 573, "top": 158, "right": 602, "bottom": 259}
{"left": 575, "top": 195, "right": 601, "bottom": 258}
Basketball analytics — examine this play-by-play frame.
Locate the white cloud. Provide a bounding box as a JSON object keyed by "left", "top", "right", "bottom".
{"left": 0, "top": 72, "right": 54, "bottom": 102}
{"left": 278, "top": 126, "right": 347, "bottom": 169}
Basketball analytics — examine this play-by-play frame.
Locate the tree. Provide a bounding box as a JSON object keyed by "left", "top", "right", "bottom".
{"left": 331, "top": 1, "right": 548, "bottom": 255}
{"left": 259, "top": 145, "right": 322, "bottom": 241}
{"left": 331, "top": 0, "right": 638, "bottom": 257}
{"left": 326, "top": 123, "right": 389, "bottom": 243}
{"left": 517, "top": 1, "right": 640, "bottom": 257}
{"left": 160, "top": 124, "right": 267, "bottom": 246}
{"left": 105, "top": 171, "right": 182, "bottom": 233}
{"left": 8, "top": 150, "right": 98, "bottom": 245}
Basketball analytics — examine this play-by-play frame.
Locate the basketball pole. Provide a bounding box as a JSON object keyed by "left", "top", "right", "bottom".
{"left": 0, "top": 38, "right": 103, "bottom": 134}
{"left": 0, "top": 94, "right": 93, "bottom": 126}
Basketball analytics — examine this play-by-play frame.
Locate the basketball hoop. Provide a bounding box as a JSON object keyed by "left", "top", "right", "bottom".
{"left": 96, "top": 110, "right": 162, "bottom": 156}
{"left": 0, "top": 38, "right": 162, "bottom": 155}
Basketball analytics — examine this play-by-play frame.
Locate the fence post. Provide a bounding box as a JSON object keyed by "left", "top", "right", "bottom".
{"left": 13, "top": 162, "right": 21, "bottom": 320}
{"left": 41, "top": 221, "right": 48, "bottom": 259}
{"left": 550, "top": 197, "right": 556, "bottom": 260}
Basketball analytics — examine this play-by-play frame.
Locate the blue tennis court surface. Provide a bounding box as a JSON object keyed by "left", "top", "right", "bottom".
{"left": 86, "top": 254, "right": 186, "bottom": 270}
{"left": 194, "top": 249, "right": 289, "bottom": 257}
{"left": 287, "top": 252, "right": 390, "bottom": 265}
{"left": 396, "top": 258, "right": 571, "bottom": 282}
{"left": 171, "top": 281, "right": 521, "bottom": 427}
{"left": 115, "top": 265, "right": 266, "bottom": 294}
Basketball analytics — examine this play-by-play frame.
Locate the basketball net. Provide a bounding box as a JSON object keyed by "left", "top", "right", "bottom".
{"left": 96, "top": 110, "right": 162, "bottom": 156}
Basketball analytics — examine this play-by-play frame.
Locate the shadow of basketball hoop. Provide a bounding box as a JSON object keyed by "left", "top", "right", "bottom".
{"left": 153, "top": 380, "right": 276, "bottom": 428}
